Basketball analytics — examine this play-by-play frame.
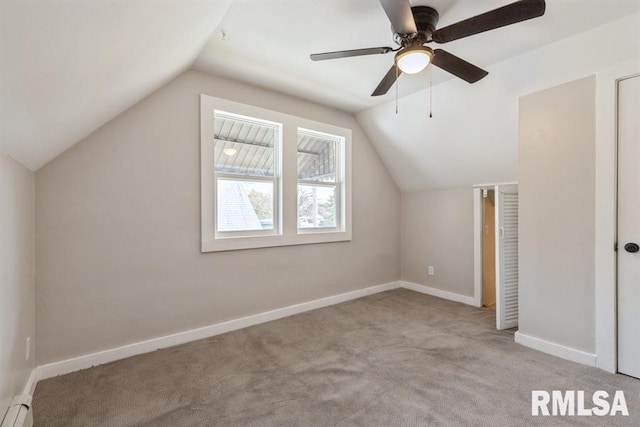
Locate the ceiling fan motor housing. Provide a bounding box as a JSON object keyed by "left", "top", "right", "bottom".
{"left": 400, "top": 6, "right": 440, "bottom": 44}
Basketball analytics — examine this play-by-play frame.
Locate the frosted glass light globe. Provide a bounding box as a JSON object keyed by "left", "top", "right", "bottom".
{"left": 395, "top": 46, "right": 433, "bottom": 74}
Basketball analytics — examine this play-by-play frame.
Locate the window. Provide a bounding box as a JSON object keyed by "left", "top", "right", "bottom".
{"left": 213, "top": 112, "right": 280, "bottom": 236}
{"left": 297, "top": 129, "right": 342, "bottom": 231}
{"left": 201, "top": 95, "right": 351, "bottom": 252}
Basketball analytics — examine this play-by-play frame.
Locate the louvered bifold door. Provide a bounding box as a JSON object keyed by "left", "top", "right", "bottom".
{"left": 495, "top": 185, "right": 519, "bottom": 330}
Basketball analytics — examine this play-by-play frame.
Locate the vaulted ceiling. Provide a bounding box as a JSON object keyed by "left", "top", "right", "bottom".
{"left": 1, "top": 0, "right": 639, "bottom": 185}
{"left": 194, "top": 0, "right": 639, "bottom": 112}
{"left": 0, "top": 0, "right": 233, "bottom": 170}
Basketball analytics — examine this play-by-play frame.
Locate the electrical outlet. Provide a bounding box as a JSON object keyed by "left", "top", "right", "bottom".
{"left": 25, "top": 336, "right": 31, "bottom": 361}
{"left": 428, "top": 266, "right": 434, "bottom": 276}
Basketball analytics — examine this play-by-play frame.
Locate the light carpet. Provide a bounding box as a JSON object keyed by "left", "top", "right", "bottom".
{"left": 33, "top": 289, "right": 640, "bottom": 426}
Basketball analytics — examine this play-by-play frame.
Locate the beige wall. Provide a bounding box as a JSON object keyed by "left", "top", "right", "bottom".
{"left": 0, "top": 154, "right": 35, "bottom": 411}
{"left": 35, "top": 70, "right": 400, "bottom": 364}
{"left": 401, "top": 189, "right": 474, "bottom": 296}
{"left": 518, "top": 76, "right": 596, "bottom": 353}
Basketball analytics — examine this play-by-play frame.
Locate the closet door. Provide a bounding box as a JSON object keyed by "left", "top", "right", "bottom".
{"left": 617, "top": 75, "right": 640, "bottom": 379}
{"left": 495, "top": 184, "right": 519, "bottom": 330}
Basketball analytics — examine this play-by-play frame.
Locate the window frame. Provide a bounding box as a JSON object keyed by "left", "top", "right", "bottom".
{"left": 211, "top": 110, "right": 281, "bottom": 238}
{"left": 201, "top": 94, "right": 352, "bottom": 252}
{"left": 296, "top": 128, "right": 344, "bottom": 234}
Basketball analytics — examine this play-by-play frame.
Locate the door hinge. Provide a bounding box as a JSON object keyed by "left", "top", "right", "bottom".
{"left": 614, "top": 242, "right": 618, "bottom": 252}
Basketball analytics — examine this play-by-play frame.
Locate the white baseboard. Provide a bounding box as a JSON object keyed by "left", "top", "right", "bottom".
{"left": 400, "top": 281, "right": 477, "bottom": 306}
{"left": 33, "top": 281, "right": 484, "bottom": 385}
{"left": 35, "top": 281, "right": 401, "bottom": 382}
{"left": 21, "top": 369, "right": 37, "bottom": 395}
{"left": 514, "top": 331, "right": 597, "bottom": 367}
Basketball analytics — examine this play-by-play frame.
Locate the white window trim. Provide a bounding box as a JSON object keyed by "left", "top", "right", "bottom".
{"left": 201, "top": 94, "right": 352, "bottom": 252}
{"left": 297, "top": 128, "right": 343, "bottom": 233}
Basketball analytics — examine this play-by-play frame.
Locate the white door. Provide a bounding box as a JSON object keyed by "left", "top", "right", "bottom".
{"left": 495, "top": 184, "right": 519, "bottom": 330}
{"left": 617, "top": 75, "right": 640, "bottom": 379}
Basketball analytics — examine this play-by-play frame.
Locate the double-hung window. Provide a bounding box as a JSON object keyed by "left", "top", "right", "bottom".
{"left": 297, "top": 129, "right": 342, "bottom": 232}
{"left": 213, "top": 112, "right": 281, "bottom": 236}
{"left": 201, "top": 95, "right": 351, "bottom": 252}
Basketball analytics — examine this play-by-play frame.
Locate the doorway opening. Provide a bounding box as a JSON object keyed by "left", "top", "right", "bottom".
{"left": 473, "top": 183, "right": 519, "bottom": 330}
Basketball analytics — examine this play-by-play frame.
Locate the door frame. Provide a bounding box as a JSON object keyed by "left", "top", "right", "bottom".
{"left": 472, "top": 182, "right": 518, "bottom": 309}
{"left": 594, "top": 62, "right": 640, "bottom": 373}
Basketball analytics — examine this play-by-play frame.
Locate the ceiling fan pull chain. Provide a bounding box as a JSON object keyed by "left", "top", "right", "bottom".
{"left": 429, "top": 65, "right": 433, "bottom": 118}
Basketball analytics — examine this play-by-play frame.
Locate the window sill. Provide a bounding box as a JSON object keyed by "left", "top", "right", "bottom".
{"left": 201, "top": 231, "right": 352, "bottom": 253}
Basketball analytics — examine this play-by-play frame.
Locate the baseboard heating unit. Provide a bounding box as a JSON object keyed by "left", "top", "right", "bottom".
{"left": 1, "top": 395, "right": 32, "bottom": 427}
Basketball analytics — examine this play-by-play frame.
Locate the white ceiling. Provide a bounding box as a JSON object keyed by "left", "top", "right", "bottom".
{"left": 1, "top": 0, "right": 638, "bottom": 173}
{"left": 0, "top": 0, "right": 233, "bottom": 170}
{"left": 194, "top": 0, "right": 640, "bottom": 113}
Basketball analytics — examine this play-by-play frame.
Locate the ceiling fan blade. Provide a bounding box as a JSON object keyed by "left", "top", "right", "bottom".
{"left": 372, "top": 65, "right": 402, "bottom": 96}
{"left": 431, "top": 49, "right": 488, "bottom": 83}
{"left": 371, "top": 64, "right": 402, "bottom": 96}
{"left": 310, "top": 47, "right": 393, "bottom": 61}
{"left": 432, "top": 0, "right": 545, "bottom": 43}
{"left": 378, "top": 0, "right": 417, "bottom": 35}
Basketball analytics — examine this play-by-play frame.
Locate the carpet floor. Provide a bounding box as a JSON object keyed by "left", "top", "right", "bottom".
{"left": 33, "top": 289, "right": 640, "bottom": 426}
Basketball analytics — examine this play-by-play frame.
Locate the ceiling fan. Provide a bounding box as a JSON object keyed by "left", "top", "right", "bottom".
{"left": 310, "top": 0, "right": 546, "bottom": 96}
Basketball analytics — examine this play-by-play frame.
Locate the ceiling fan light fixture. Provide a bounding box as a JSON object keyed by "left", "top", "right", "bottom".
{"left": 395, "top": 45, "right": 433, "bottom": 74}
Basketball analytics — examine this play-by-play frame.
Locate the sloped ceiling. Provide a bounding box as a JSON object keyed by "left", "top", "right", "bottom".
{"left": 0, "top": 0, "right": 233, "bottom": 170}
{"left": 357, "top": 13, "right": 640, "bottom": 190}
{"left": 194, "top": 0, "right": 640, "bottom": 113}
{"left": 194, "top": 0, "right": 639, "bottom": 191}
{"left": 1, "top": 0, "right": 638, "bottom": 181}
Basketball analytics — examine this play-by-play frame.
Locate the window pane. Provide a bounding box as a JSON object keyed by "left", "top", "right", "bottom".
{"left": 297, "top": 185, "right": 337, "bottom": 228}
{"left": 217, "top": 179, "right": 274, "bottom": 232}
{"left": 297, "top": 130, "right": 338, "bottom": 182}
{"left": 214, "top": 112, "right": 278, "bottom": 177}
